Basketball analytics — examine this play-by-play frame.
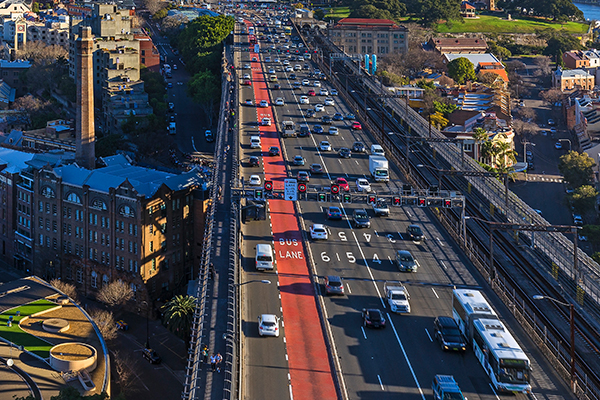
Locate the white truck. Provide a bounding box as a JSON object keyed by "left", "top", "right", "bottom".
{"left": 384, "top": 283, "right": 411, "bottom": 313}
{"left": 281, "top": 121, "right": 296, "bottom": 138}
{"left": 168, "top": 122, "right": 176, "bottom": 135}
{"left": 369, "top": 155, "right": 389, "bottom": 182}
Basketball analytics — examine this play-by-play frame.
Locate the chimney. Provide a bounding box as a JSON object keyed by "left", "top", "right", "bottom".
{"left": 75, "top": 25, "right": 95, "bottom": 169}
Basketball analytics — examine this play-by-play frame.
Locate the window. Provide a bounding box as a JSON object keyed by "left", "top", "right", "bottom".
{"left": 91, "top": 198, "right": 107, "bottom": 210}
{"left": 66, "top": 192, "right": 81, "bottom": 204}
{"left": 150, "top": 241, "right": 154, "bottom": 252}
{"left": 91, "top": 271, "right": 97, "bottom": 288}
{"left": 41, "top": 186, "right": 55, "bottom": 198}
{"left": 119, "top": 205, "right": 135, "bottom": 218}
{"left": 103, "top": 274, "right": 109, "bottom": 287}
{"left": 76, "top": 267, "right": 83, "bottom": 284}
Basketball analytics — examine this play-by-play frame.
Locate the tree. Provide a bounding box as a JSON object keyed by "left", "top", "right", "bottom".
{"left": 16, "top": 41, "right": 67, "bottom": 66}
{"left": 416, "top": 79, "right": 435, "bottom": 90}
{"left": 516, "top": 107, "right": 537, "bottom": 124}
{"left": 571, "top": 185, "right": 598, "bottom": 214}
{"left": 534, "top": 56, "right": 553, "bottom": 75}
{"left": 487, "top": 40, "right": 512, "bottom": 60}
{"left": 558, "top": 151, "right": 596, "bottom": 188}
{"left": 417, "top": 0, "right": 462, "bottom": 26}
{"left": 161, "top": 15, "right": 187, "bottom": 35}
{"left": 351, "top": 5, "right": 393, "bottom": 19}
{"left": 50, "top": 279, "right": 78, "bottom": 303}
{"left": 162, "top": 295, "right": 196, "bottom": 342}
{"left": 187, "top": 70, "right": 220, "bottom": 127}
{"left": 112, "top": 350, "right": 137, "bottom": 395}
{"left": 143, "top": 0, "right": 165, "bottom": 15}
{"left": 543, "top": 34, "right": 583, "bottom": 58}
{"left": 477, "top": 71, "right": 504, "bottom": 88}
{"left": 97, "top": 280, "right": 134, "bottom": 308}
{"left": 430, "top": 111, "right": 449, "bottom": 129}
{"left": 350, "top": 0, "right": 406, "bottom": 20}
{"left": 472, "top": 127, "right": 488, "bottom": 161}
{"left": 447, "top": 57, "right": 476, "bottom": 84}
{"left": 539, "top": 88, "right": 564, "bottom": 106}
{"left": 433, "top": 100, "right": 457, "bottom": 117}
{"left": 89, "top": 308, "right": 118, "bottom": 341}
{"left": 152, "top": 8, "right": 168, "bottom": 20}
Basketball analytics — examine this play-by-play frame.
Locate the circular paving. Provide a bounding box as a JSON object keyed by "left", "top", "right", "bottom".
{"left": 42, "top": 318, "right": 69, "bottom": 333}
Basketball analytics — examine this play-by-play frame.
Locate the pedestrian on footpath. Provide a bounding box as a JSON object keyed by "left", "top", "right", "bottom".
{"left": 211, "top": 354, "right": 217, "bottom": 372}
{"left": 215, "top": 353, "right": 223, "bottom": 373}
{"left": 202, "top": 345, "right": 209, "bottom": 365}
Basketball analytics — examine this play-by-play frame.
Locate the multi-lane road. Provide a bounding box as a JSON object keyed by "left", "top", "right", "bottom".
{"left": 233, "top": 12, "right": 575, "bottom": 400}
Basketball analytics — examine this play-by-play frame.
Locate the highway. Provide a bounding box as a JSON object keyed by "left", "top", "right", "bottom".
{"left": 234, "top": 13, "right": 575, "bottom": 400}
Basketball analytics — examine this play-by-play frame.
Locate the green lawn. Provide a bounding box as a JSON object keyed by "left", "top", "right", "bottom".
{"left": 436, "top": 15, "right": 588, "bottom": 34}
{"left": 0, "top": 299, "right": 58, "bottom": 359}
{"left": 323, "top": 6, "right": 351, "bottom": 19}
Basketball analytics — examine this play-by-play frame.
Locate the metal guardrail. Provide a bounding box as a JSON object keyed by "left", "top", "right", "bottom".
{"left": 182, "top": 46, "right": 230, "bottom": 400}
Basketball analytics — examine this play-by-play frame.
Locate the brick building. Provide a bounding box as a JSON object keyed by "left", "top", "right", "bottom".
{"left": 429, "top": 37, "right": 487, "bottom": 54}
{"left": 1, "top": 149, "right": 208, "bottom": 302}
{"left": 328, "top": 18, "right": 409, "bottom": 56}
{"left": 553, "top": 67, "right": 595, "bottom": 91}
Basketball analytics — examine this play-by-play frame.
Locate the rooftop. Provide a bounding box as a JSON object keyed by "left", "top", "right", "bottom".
{"left": 444, "top": 53, "right": 501, "bottom": 66}
{"left": 332, "top": 18, "right": 407, "bottom": 30}
{"left": 555, "top": 67, "right": 593, "bottom": 78}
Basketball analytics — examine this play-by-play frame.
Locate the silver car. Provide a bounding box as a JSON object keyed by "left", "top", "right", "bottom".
{"left": 258, "top": 314, "right": 280, "bottom": 337}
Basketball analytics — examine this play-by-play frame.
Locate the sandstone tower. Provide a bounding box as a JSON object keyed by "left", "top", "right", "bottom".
{"left": 75, "top": 26, "right": 95, "bottom": 169}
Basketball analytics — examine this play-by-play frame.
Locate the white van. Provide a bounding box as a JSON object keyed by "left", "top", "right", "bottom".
{"left": 255, "top": 244, "right": 274, "bottom": 271}
{"left": 371, "top": 144, "right": 385, "bottom": 156}
{"left": 250, "top": 136, "right": 261, "bottom": 149}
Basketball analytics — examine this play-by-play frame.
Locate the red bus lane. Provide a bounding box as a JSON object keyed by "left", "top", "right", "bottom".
{"left": 249, "top": 45, "right": 338, "bottom": 399}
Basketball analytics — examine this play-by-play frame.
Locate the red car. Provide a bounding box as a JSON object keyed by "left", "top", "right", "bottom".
{"left": 243, "top": 79, "right": 252, "bottom": 86}
{"left": 308, "top": 89, "right": 316, "bottom": 96}
{"left": 351, "top": 121, "right": 362, "bottom": 130}
{"left": 334, "top": 177, "right": 350, "bottom": 192}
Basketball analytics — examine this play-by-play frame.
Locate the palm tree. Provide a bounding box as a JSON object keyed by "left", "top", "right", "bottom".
{"left": 162, "top": 295, "right": 196, "bottom": 342}
{"left": 472, "top": 127, "right": 488, "bottom": 162}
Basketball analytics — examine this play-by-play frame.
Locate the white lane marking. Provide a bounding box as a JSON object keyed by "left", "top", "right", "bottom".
{"left": 388, "top": 256, "right": 393, "bottom": 263}
{"left": 386, "top": 312, "right": 426, "bottom": 400}
{"left": 336, "top": 253, "right": 340, "bottom": 261}
{"left": 361, "top": 326, "right": 367, "bottom": 339}
{"left": 425, "top": 328, "right": 433, "bottom": 342}
{"left": 431, "top": 288, "right": 439, "bottom": 299}
{"left": 440, "top": 260, "right": 447, "bottom": 270}
{"left": 289, "top": 384, "right": 294, "bottom": 400}
{"left": 351, "top": 231, "right": 386, "bottom": 308}
{"left": 355, "top": 160, "right": 359, "bottom": 165}
{"left": 377, "top": 374, "right": 384, "bottom": 391}
{"left": 489, "top": 383, "right": 501, "bottom": 399}
{"left": 346, "top": 282, "right": 351, "bottom": 293}
{"left": 374, "top": 230, "right": 379, "bottom": 237}
{"left": 436, "top": 237, "right": 445, "bottom": 247}
{"left": 415, "top": 260, "right": 421, "bottom": 269}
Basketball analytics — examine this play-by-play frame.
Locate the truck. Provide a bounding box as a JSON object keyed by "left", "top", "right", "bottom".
{"left": 384, "top": 283, "right": 410, "bottom": 313}
{"left": 281, "top": 121, "right": 296, "bottom": 138}
{"left": 369, "top": 155, "right": 389, "bottom": 182}
{"left": 432, "top": 375, "right": 466, "bottom": 400}
{"left": 168, "top": 122, "right": 176, "bottom": 135}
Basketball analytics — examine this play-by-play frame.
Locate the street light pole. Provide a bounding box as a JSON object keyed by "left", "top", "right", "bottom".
{"left": 141, "top": 300, "right": 150, "bottom": 349}
{"left": 533, "top": 295, "right": 576, "bottom": 392}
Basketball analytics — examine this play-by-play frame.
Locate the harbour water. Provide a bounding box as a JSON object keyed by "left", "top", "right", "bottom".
{"left": 575, "top": 2, "right": 600, "bottom": 21}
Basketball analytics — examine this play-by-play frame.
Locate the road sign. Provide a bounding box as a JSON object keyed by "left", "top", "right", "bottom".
{"left": 284, "top": 178, "right": 298, "bottom": 201}
{"left": 297, "top": 183, "right": 307, "bottom": 193}
{"left": 264, "top": 180, "right": 273, "bottom": 192}
{"left": 330, "top": 184, "right": 340, "bottom": 195}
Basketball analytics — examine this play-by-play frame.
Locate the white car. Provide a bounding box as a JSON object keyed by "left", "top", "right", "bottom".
{"left": 356, "top": 178, "right": 372, "bottom": 192}
{"left": 319, "top": 141, "right": 332, "bottom": 152}
{"left": 319, "top": 88, "right": 329, "bottom": 96}
{"left": 314, "top": 104, "right": 325, "bottom": 112}
{"left": 243, "top": 63, "right": 251, "bottom": 69}
{"left": 328, "top": 126, "right": 339, "bottom": 135}
{"left": 302, "top": 79, "right": 310, "bottom": 86}
{"left": 274, "top": 57, "right": 280, "bottom": 62}
{"left": 310, "top": 224, "right": 329, "bottom": 240}
{"left": 261, "top": 117, "right": 272, "bottom": 126}
{"left": 324, "top": 97, "right": 335, "bottom": 106}
{"left": 313, "top": 81, "right": 321, "bottom": 87}
{"left": 275, "top": 97, "right": 285, "bottom": 106}
{"left": 248, "top": 175, "right": 262, "bottom": 186}
{"left": 330, "top": 89, "right": 338, "bottom": 96}
{"left": 283, "top": 60, "right": 290, "bottom": 65}
{"left": 243, "top": 73, "right": 251, "bottom": 80}
{"left": 299, "top": 95, "right": 309, "bottom": 104}
{"left": 259, "top": 100, "right": 269, "bottom": 108}
{"left": 258, "top": 314, "right": 280, "bottom": 337}
{"left": 285, "top": 65, "right": 293, "bottom": 72}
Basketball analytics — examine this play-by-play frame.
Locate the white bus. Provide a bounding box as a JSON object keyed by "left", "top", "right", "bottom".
{"left": 472, "top": 318, "right": 531, "bottom": 393}
{"left": 452, "top": 289, "right": 531, "bottom": 394}
{"left": 452, "top": 288, "right": 496, "bottom": 340}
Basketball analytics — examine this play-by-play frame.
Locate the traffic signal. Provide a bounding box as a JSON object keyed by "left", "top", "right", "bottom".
{"left": 264, "top": 180, "right": 273, "bottom": 192}
{"left": 392, "top": 196, "right": 401, "bottom": 206}
{"left": 453, "top": 199, "right": 464, "bottom": 208}
{"left": 402, "top": 184, "right": 412, "bottom": 196}
{"left": 254, "top": 189, "right": 264, "bottom": 199}
{"left": 444, "top": 198, "right": 452, "bottom": 208}
{"left": 297, "top": 183, "right": 307, "bottom": 193}
{"left": 318, "top": 193, "right": 327, "bottom": 202}
{"left": 330, "top": 184, "right": 340, "bottom": 195}
{"left": 418, "top": 197, "right": 426, "bottom": 207}
{"left": 367, "top": 194, "right": 377, "bottom": 205}
{"left": 342, "top": 193, "right": 352, "bottom": 203}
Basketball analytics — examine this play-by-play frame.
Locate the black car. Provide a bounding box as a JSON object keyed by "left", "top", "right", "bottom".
{"left": 406, "top": 224, "right": 424, "bottom": 241}
{"left": 338, "top": 147, "right": 351, "bottom": 158}
{"left": 268, "top": 146, "right": 280, "bottom": 156}
{"left": 273, "top": 83, "right": 281, "bottom": 90}
{"left": 310, "top": 163, "right": 323, "bottom": 174}
{"left": 321, "top": 115, "right": 332, "bottom": 124}
{"left": 353, "top": 209, "right": 371, "bottom": 228}
{"left": 434, "top": 316, "right": 466, "bottom": 351}
{"left": 298, "top": 125, "right": 310, "bottom": 137}
{"left": 142, "top": 348, "right": 162, "bottom": 364}
{"left": 306, "top": 109, "right": 316, "bottom": 118}
{"left": 352, "top": 141, "right": 366, "bottom": 152}
{"left": 362, "top": 309, "right": 385, "bottom": 328}
{"left": 290, "top": 73, "right": 297, "bottom": 80}
{"left": 248, "top": 156, "right": 260, "bottom": 167}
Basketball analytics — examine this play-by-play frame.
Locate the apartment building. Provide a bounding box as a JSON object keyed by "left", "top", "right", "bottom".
{"left": 328, "top": 18, "right": 408, "bottom": 56}
{"left": 429, "top": 37, "right": 487, "bottom": 54}
{"left": 553, "top": 66, "right": 595, "bottom": 91}
{"left": 2, "top": 148, "right": 208, "bottom": 301}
